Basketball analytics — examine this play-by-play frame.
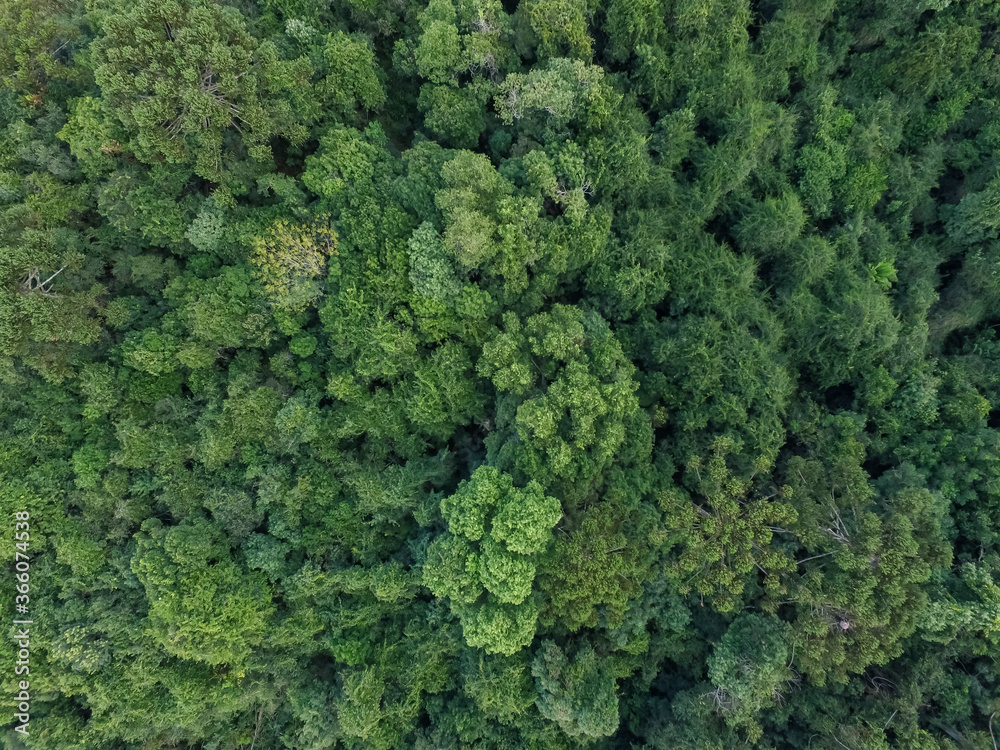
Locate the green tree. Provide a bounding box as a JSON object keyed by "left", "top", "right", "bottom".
{"left": 478, "top": 305, "right": 640, "bottom": 501}
{"left": 91, "top": 0, "right": 310, "bottom": 179}
{"left": 423, "top": 466, "right": 562, "bottom": 654}
{"left": 532, "top": 639, "right": 620, "bottom": 741}
{"left": 132, "top": 518, "right": 275, "bottom": 667}
{"left": 519, "top": 0, "right": 593, "bottom": 61}
{"left": 706, "top": 614, "right": 792, "bottom": 734}
{"left": 0, "top": 0, "right": 86, "bottom": 95}
{"left": 661, "top": 437, "right": 798, "bottom": 614}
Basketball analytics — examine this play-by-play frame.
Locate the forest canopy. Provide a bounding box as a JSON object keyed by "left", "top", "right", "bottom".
{"left": 2, "top": 0, "right": 1000, "bottom": 748}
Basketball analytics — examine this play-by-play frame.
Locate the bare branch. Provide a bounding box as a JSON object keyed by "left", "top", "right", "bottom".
{"left": 21, "top": 266, "right": 66, "bottom": 297}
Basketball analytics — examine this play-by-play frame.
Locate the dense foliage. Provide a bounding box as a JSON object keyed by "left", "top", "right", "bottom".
{"left": 2, "top": 0, "right": 1000, "bottom": 748}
